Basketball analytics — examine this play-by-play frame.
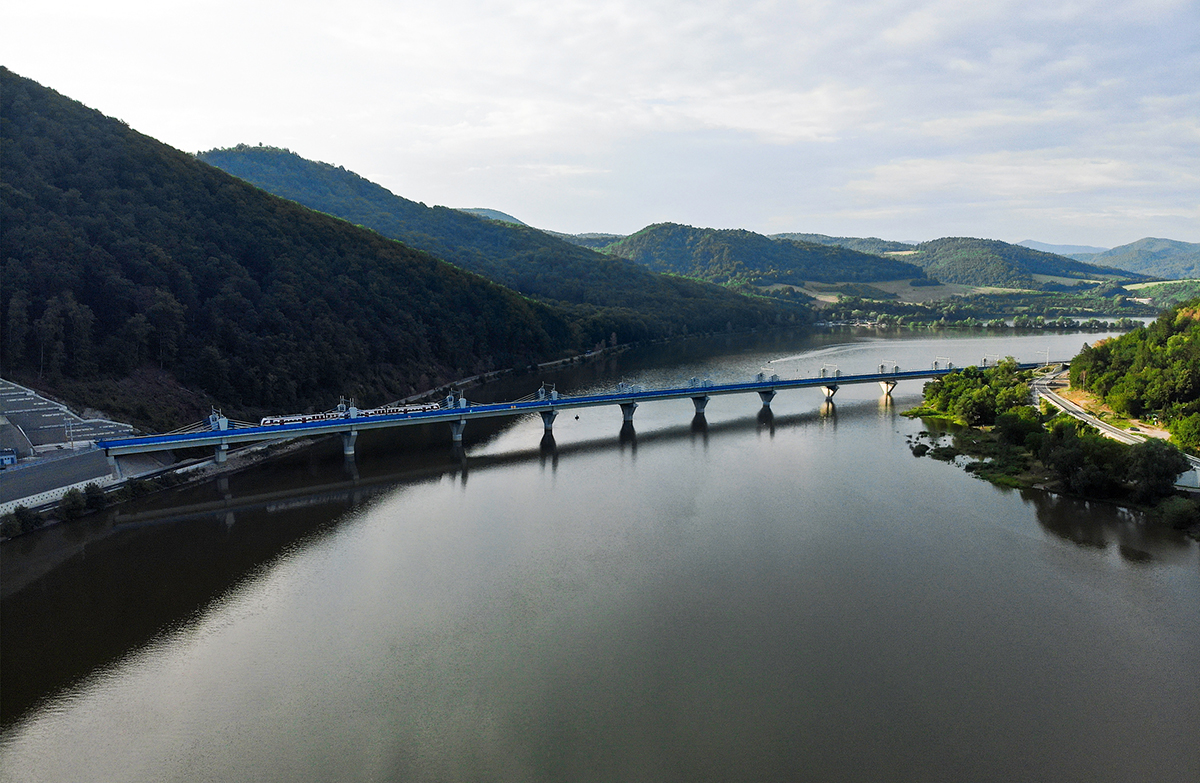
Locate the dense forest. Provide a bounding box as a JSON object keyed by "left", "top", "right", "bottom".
{"left": 198, "top": 146, "right": 793, "bottom": 341}
{"left": 0, "top": 70, "right": 572, "bottom": 428}
{"left": 1069, "top": 298, "right": 1200, "bottom": 451}
{"left": 602, "top": 223, "right": 927, "bottom": 287}
{"left": 769, "top": 232, "right": 914, "bottom": 256}
{"left": 904, "top": 237, "right": 1147, "bottom": 290}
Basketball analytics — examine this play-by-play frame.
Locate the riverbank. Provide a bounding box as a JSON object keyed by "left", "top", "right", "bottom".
{"left": 905, "top": 412, "right": 1200, "bottom": 540}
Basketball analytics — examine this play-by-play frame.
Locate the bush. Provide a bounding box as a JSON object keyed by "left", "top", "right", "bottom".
{"left": 84, "top": 482, "right": 107, "bottom": 510}
{"left": 60, "top": 488, "right": 86, "bottom": 520}
{"left": 1126, "top": 439, "right": 1191, "bottom": 503}
{"left": 1156, "top": 496, "right": 1200, "bottom": 529}
{"left": 13, "top": 505, "right": 44, "bottom": 534}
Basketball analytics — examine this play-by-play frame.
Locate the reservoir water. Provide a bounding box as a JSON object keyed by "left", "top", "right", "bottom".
{"left": 2, "top": 329, "right": 1198, "bottom": 782}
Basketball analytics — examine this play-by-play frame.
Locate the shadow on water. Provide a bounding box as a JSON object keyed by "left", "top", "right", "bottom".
{"left": 2, "top": 397, "right": 887, "bottom": 730}
{"left": 756, "top": 407, "right": 775, "bottom": 436}
{"left": 1022, "top": 488, "right": 1195, "bottom": 563}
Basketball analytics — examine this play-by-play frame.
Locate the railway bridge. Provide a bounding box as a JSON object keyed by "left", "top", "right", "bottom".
{"left": 97, "top": 361, "right": 1052, "bottom": 474}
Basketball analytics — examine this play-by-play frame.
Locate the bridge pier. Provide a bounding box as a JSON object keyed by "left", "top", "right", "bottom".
{"left": 758, "top": 390, "right": 776, "bottom": 407}
{"left": 540, "top": 410, "right": 558, "bottom": 431}
{"left": 342, "top": 430, "right": 358, "bottom": 457}
{"left": 449, "top": 419, "right": 467, "bottom": 443}
{"left": 821, "top": 385, "right": 839, "bottom": 401}
{"left": 878, "top": 380, "right": 896, "bottom": 395}
{"left": 214, "top": 443, "right": 229, "bottom": 464}
{"left": 620, "top": 402, "right": 638, "bottom": 422}
{"left": 691, "top": 395, "right": 710, "bottom": 414}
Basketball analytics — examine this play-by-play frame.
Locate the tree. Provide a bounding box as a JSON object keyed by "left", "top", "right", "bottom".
{"left": 84, "top": 482, "right": 107, "bottom": 510}
{"left": 1125, "top": 439, "right": 1190, "bottom": 503}
{"left": 4, "top": 288, "right": 30, "bottom": 371}
{"left": 34, "top": 296, "right": 66, "bottom": 380}
{"left": 60, "top": 488, "right": 86, "bottom": 520}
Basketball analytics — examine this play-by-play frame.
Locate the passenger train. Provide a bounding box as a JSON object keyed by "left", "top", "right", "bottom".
{"left": 260, "top": 401, "right": 442, "bottom": 427}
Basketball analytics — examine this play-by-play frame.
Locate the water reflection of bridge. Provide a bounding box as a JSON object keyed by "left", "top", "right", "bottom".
{"left": 98, "top": 362, "right": 1049, "bottom": 472}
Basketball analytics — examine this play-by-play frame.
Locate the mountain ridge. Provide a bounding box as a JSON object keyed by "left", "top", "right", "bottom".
{"left": 603, "top": 223, "right": 927, "bottom": 288}
{"left": 1068, "top": 237, "right": 1200, "bottom": 279}
{"left": 198, "top": 145, "right": 796, "bottom": 344}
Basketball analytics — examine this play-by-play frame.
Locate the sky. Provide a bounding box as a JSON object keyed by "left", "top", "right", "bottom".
{"left": 3, "top": 0, "right": 1198, "bottom": 247}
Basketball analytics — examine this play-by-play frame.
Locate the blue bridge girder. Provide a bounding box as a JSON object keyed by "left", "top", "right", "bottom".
{"left": 97, "top": 362, "right": 1051, "bottom": 458}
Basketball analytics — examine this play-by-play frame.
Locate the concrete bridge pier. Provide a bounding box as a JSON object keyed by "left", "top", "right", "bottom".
{"left": 342, "top": 430, "right": 358, "bottom": 457}
{"left": 691, "top": 395, "right": 710, "bottom": 414}
{"left": 878, "top": 380, "right": 897, "bottom": 395}
{"left": 758, "top": 390, "right": 776, "bottom": 407}
{"left": 449, "top": 419, "right": 467, "bottom": 443}
{"left": 620, "top": 402, "right": 638, "bottom": 422}
{"left": 821, "top": 385, "right": 839, "bottom": 401}
{"left": 214, "top": 443, "right": 229, "bottom": 464}
{"left": 540, "top": 410, "right": 558, "bottom": 431}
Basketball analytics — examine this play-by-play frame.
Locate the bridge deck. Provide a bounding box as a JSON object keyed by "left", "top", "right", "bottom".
{"left": 98, "top": 363, "right": 1046, "bottom": 457}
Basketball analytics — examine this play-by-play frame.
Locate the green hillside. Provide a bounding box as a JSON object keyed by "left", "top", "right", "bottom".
{"left": 906, "top": 237, "right": 1148, "bottom": 290}
{"left": 603, "top": 223, "right": 927, "bottom": 287}
{"left": 1070, "top": 297, "right": 1200, "bottom": 452}
{"left": 0, "top": 69, "right": 588, "bottom": 428}
{"left": 770, "top": 232, "right": 915, "bottom": 256}
{"left": 198, "top": 146, "right": 792, "bottom": 342}
{"left": 1070, "top": 238, "right": 1200, "bottom": 279}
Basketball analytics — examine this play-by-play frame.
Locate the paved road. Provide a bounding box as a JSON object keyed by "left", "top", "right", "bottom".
{"left": 0, "top": 449, "right": 112, "bottom": 503}
{"left": 1033, "top": 375, "right": 1200, "bottom": 471}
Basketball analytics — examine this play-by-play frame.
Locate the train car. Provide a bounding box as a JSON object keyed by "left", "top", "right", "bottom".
{"left": 259, "top": 402, "right": 443, "bottom": 427}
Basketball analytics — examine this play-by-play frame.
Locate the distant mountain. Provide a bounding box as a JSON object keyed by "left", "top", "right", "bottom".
{"left": 1068, "top": 238, "right": 1200, "bottom": 279}
{"left": 546, "top": 232, "right": 627, "bottom": 250}
{"left": 604, "top": 223, "right": 926, "bottom": 286}
{"left": 1018, "top": 240, "right": 1110, "bottom": 255}
{"left": 0, "top": 69, "right": 580, "bottom": 427}
{"left": 456, "top": 208, "right": 525, "bottom": 225}
{"left": 903, "top": 237, "right": 1150, "bottom": 290}
{"left": 770, "top": 232, "right": 915, "bottom": 256}
{"left": 199, "top": 146, "right": 792, "bottom": 345}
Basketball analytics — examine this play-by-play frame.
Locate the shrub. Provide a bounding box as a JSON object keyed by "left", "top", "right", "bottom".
{"left": 84, "top": 482, "right": 107, "bottom": 510}
{"left": 60, "top": 488, "right": 86, "bottom": 520}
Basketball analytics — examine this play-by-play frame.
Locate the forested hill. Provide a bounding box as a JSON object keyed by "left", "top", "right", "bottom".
{"left": 603, "top": 223, "right": 927, "bottom": 286}
{"left": 198, "top": 146, "right": 791, "bottom": 337}
{"left": 0, "top": 68, "right": 587, "bottom": 428}
{"left": 769, "top": 232, "right": 914, "bottom": 256}
{"left": 1070, "top": 297, "right": 1200, "bottom": 452}
{"left": 1069, "top": 238, "right": 1200, "bottom": 280}
{"left": 905, "top": 237, "right": 1150, "bottom": 290}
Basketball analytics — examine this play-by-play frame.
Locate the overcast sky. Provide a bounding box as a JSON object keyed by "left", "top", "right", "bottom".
{"left": 4, "top": 0, "right": 1198, "bottom": 246}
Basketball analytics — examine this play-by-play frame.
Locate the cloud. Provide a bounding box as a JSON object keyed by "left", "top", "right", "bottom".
{"left": 2, "top": 0, "right": 1197, "bottom": 242}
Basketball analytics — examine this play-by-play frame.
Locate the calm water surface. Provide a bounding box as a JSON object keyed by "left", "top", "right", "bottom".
{"left": 2, "top": 329, "right": 1198, "bottom": 782}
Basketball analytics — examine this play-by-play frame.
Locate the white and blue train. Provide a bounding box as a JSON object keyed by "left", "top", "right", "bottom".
{"left": 260, "top": 401, "right": 442, "bottom": 427}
